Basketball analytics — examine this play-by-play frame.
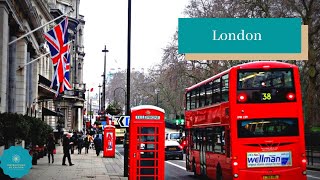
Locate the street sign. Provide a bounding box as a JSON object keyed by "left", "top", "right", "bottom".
{"left": 117, "top": 116, "right": 130, "bottom": 127}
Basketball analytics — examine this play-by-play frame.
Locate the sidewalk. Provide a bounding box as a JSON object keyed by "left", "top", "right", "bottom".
{"left": 20, "top": 145, "right": 128, "bottom": 180}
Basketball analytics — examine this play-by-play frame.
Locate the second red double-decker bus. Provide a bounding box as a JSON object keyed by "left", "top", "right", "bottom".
{"left": 184, "top": 61, "right": 306, "bottom": 180}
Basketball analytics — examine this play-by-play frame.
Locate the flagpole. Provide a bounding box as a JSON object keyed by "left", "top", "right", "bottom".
{"left": 8, "top": 10, "right": 73, "bottom": 46}
{"left": 17, "top": 52, "right": 50, "bottom": 70}
{"left": 16, "top": 41, "right": 73, "bottom": 70}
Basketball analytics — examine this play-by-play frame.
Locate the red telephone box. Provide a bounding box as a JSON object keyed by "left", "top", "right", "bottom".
{"left": 129, "top": 105, "right": 165, "bottom": 180}
{"left": 103, "top": 125, "right": 116, "bottom": 158}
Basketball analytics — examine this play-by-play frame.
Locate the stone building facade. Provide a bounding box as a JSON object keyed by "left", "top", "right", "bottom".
{"left": 0, "top": 0, "right": 86, "bottom": 132}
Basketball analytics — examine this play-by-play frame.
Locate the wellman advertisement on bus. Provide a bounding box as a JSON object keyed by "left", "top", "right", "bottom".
{"left": 247, "top": 151, "right": 292, "bottom": 168}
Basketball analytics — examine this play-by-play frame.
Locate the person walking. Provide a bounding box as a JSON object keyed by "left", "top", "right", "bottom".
{"left": 84, "top": 133, "right": 90, "bottom": 154}
{"left": 46, "top": 134, "right": 55, "bottom": 164}
{"left": 93, "top": 135, "right": 102, "bottom": 156}
{"left": 70, "top": 132, "right": 78, "bottom": 154}
{"left": 77, "top": 133, "right": 84, "bottom": 154}
{"left": 62, "top": 134, "right": 74, "bottom": 166}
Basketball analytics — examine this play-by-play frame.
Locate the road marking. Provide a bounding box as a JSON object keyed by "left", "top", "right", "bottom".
{"left": 307, "top": 175, "right": 320, "bottom": 179}
{"left": 308, "top": 170, "right": 320, "bottom": 172}
{"left": 165, "top": 161, "right": 186, "bottom": 171}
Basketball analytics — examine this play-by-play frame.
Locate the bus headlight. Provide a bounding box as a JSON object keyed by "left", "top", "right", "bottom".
{"left": 302, "top": 171, "right": 307, "bottom": 175}
{"left": 234, "top": 174, "right": 239, "bottom": 178}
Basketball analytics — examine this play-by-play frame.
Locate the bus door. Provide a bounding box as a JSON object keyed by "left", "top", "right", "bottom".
{"left": 129, "top": 105, "right": 165, "bottom": 180}
{"left": 200, "top": 129, "right": 207, "bottom": 176}
{"left": 185, "top": 129, "right": 190, "bottom": 170}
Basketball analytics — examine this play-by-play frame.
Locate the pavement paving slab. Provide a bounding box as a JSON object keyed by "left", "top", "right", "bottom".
{"left": 20, "top": 145, "right": 127, "bottom": 180}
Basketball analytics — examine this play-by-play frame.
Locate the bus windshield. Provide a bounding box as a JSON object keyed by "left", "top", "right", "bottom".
{"left": 237, "top": 118, "right": 299, "bottom": 138}
{"left": 237, "top": 69, "right": 295, "bottom": 103}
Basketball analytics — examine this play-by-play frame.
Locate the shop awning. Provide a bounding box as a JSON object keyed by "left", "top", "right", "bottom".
{"left": 42, "top": 107, "right": 64, "bottom": 117}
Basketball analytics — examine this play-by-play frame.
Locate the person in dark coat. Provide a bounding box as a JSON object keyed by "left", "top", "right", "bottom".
{"left": 93, "top": 135, "right": 102, "bottom": 156}
{"left": 77, "top": 133, "right": 84, "bottom": 154}
{"left": 70, "top": 132, "right": 78, "bottom": 154}
{"left": 46, "top": 134, "right": 55, "bottom": 163}
{"left": 62, "top": 134, "right": 74, "bottom": 166}
{"left": 84, "top": 133, "right": 90, "bottom": 154}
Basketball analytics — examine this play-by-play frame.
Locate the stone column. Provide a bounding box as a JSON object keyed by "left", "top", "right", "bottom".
{"left": 8, "top": 36, "right": 17, "bottom": 113}
{"left": 77, "top": 108, "right": 81, "bottom": 132}
{"left": 26, "top": 52, "right": 32, "bottom": 113}
{"left": 32, "top": 57, "right": 39, "bottom": 116}
{"left": 15, "top": 38, "right": 27, "bottom": 114}
{"left": 0, "top": 3, "right": 9, "bottom": 112}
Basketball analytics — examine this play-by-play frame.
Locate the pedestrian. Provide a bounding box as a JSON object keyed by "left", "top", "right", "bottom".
{"left": 62, "top": 134, "right": 74, "bottom": 166}
{"left": 46, "top": 134, "right": 55, "bottom": 164}
{"left": 77, "top": 133, "right": 84, "bottom": 154}
{"left": 93, "top": 135, "right": 102, "bottom": 156}
{"left": 84, "top": 133, "right": 90, "bottom": 154}
{"left": 70, "top": 132, "right": 78, "bottom": 154}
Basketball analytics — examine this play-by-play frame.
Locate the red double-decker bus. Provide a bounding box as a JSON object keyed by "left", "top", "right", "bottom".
{"left": 185, "top": 61, "right": 306, "bottom": 180}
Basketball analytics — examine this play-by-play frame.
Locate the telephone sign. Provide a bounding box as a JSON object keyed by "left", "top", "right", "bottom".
{"left": 117, "top": 116, "right": 130, "bottom": 127}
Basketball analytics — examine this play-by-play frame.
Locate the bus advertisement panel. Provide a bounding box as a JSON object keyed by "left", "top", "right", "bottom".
{"left": 184, "top": 61, "right": 306, "bottom": 180}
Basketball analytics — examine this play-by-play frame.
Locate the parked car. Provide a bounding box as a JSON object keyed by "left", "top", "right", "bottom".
{"left": 165, "top": 140, "right": 183, "bottom": 160}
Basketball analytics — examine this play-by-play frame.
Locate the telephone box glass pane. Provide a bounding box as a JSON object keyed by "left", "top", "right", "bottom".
{"left": 140, "top": 177, "right": 155, "bottom": 180}
{"left": 140, "top": 168, "right": 154, "bottom": 175}
{"left": 138, "top": 127, "right": 155, "bottom": 134}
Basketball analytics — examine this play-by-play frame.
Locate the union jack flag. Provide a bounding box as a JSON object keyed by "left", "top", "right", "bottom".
{"left": 44, "top": 17, "right": 72, "bottom": 97}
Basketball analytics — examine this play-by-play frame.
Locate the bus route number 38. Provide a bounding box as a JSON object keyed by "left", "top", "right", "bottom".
{"left": 261, "top": 92, "right": 272, "bottom": 101}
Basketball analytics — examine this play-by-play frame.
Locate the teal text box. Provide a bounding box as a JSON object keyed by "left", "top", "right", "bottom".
{"left": 178, "top": 18, "right": 301, "bottom": 54}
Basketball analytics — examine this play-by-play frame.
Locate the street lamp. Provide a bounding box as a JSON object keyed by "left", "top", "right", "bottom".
{"left": 102, "top": 45, "right": 109, "bottom": 116}
{"left": 98, "top": 84, "right": 101, "bottom": 113}
{"left": 124, "top": 0, "right": 131, "bottom": 177}
{"left": 86, "top": 89, "right": 91, "bottom": 126}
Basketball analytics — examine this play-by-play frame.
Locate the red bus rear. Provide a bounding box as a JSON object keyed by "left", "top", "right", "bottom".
{"left": 185, "top": 61, "right": 306, "bottom": 180}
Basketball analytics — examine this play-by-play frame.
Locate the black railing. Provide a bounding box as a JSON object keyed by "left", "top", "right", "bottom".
{"left": 305, "top": 133, "right": 320, "bottom": 168}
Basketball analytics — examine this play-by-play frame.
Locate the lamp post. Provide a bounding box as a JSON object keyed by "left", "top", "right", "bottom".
{"left": 98, "top": 84, "right": 101, "bottom": 113}
{"left": 86, "top": 89, "right": 90, "bottom": 126}
{"left": 102, "top": 45, "right": 109, "bottom": 119}
{"left": 124, "top": 0, "right": 131, "bottom": 177}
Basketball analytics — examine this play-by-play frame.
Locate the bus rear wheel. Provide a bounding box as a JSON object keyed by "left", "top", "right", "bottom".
{"left": 192, "top": 160, "right": 197, "bottom": 176}
{"left": 216, "top": 165, "right": 222, "bottom": 180}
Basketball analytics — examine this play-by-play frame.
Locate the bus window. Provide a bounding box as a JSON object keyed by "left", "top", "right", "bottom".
{"left": 224, "top": 129, "right": 230, "bottom": 157}
{"left": 190, "top": 90, "right": 196, "bottom": 109}
{"left": 196, "top": 88, "right": 200, "bottom": 108}
{"left": 199, "top": 86, "right": 206, "bottom": 108}
{"left": 186, "top": 92, "right": 191, "bottom": 110}
{"left": 213, "top": 78, "right": 221, "bottom": 103}
{"left": 206, "top": 127, "right": 213, "bottom": 152}
{"left": 205, "top": 82, "right": 213, "bottom": 106}
{"left": 221, "top": 74, "right": 229, "bottom": 102}
{"left": 213, "top": 126, "right": 225, "bottom": 153}
{"left": 237, "top": 69, "right": 295, "bottom": 103}
{"left": 237, "top": 118, "right": 299, "bottom": 138}
{"left": 191, "top": 128, "right": 198, "bottom": 150}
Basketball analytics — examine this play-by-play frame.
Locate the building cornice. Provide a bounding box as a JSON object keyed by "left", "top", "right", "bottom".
{"left": 4, "top": 0, "right": 24, "bottom": 31}
{"left": 19, "top": 0, "right": 44, "bottom": 44}
{"left": 0, "top": 0, "right": 10, "bottom": 14}
{"left": 34, "top": 0, "right": 53, "bottom": 21}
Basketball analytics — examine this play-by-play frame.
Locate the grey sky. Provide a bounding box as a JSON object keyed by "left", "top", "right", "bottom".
{"left": 80, "top": 0, "right": 188, "bottom": 93}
